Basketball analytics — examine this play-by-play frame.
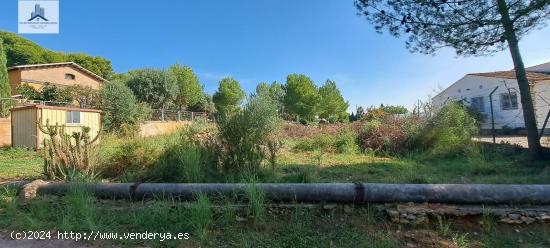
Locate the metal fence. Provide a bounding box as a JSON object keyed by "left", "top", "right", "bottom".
{"left": 0, "top": 97, "right": 74, "bottom": 107}
{"left": 149, "top": 109, "right": 211, "bottom": 122}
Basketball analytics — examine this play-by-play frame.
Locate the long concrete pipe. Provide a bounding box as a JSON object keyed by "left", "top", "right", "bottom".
{"left": 11, "top": 182, "right": 550, "bottom": 204}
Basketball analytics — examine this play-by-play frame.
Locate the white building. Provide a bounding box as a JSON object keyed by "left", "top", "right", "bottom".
{"left": 432, "top": 62, "right": 550, "bottom": 131}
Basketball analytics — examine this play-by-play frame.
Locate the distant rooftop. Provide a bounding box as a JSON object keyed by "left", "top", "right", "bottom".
{"left": 468, "top": 70, "right": 550, "bottom": 83}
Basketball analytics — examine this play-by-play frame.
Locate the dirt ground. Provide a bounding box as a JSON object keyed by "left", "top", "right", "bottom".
{"left": 474, "top": 136, "right": 550, "bottom": 148}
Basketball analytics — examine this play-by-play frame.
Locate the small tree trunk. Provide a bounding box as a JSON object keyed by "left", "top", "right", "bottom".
{"left": 497, "top": 0, "right": 542, "bottom": 158}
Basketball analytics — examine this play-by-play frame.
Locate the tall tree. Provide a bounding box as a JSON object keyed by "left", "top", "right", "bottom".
{"left": 255, "top": 81, "right": 285, "bottom": 113}
{"left": 99, "top": 80, "right": 150, "bottom": 132}
{"left": 318, "top": 80, "right": 349, "bottom": 122}
{"left": 169, "top": 64, "right": 204, "bottom": 111}
{"left": 125, "top": 68, "right": 178, "bottom": 110}
{"left": 0, "top": 38, "right": 10, "bottom": 98}
{"left": 355, "top": 0, "right": 550, "bottom": 157}
{"left": 0, "top": 31, "right": 114, "bottom": 79}
{"left": 212, "top": 77, "right": 245, "bottom": 115}
{"left": 284, "top": 74, "right": 320, "bottom": 121}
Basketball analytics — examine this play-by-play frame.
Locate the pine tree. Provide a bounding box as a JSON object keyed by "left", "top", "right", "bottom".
{"left": 0, "top": 38, "right": 10, "bottom": 98}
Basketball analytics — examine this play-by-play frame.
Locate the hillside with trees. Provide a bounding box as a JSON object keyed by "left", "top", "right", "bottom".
{"left": 0, "top": 31, "right": 114, "bottom": 79}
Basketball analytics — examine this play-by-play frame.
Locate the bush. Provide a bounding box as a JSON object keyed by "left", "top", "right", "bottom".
{"left": 293, "top": 128, "right": 359, "bottom": 154}
{"left": 217, "top": 95, "right": 281, "bottom": 176}
{"left": 416, "top": 102, "right": 479, "bottom": 157}
{"left": 0, "top": 98, "right": 14, "bottom": 118}
{"left": 98, "top": 134, "right": 167, "bottom": 179}
{"left": 357, "top": 117, "right": 420, "bottom": 154}
{"left": 151, "top": 144, "right": 212, "bottom": 183}
{"left": 99, "top": 81, "right": 150, "bottom": 133}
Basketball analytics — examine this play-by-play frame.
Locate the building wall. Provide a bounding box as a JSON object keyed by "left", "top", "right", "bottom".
{"left": 432, "top": 75, "right": 529, "bottom": 130}
{"left": 0, "top": 117, "right": 11, "bottom": 147}
{"left": 11, "top": 108, "right": 38, "bottom": 149}
{"left": 38, "top": 109, "right": 101, "bottom": 149}
{"left": 10, "top": 65, "right": 102, "bottom": 95}
{"left": 8, "top": 70, "right": 22, "bottom": 95}
{"left": 534, "top": 81, "right": 550, "bottom": 132}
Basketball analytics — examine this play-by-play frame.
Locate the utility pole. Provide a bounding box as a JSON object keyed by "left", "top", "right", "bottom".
{"left": 489, "top": 86, "right": 499, "bottom": 144}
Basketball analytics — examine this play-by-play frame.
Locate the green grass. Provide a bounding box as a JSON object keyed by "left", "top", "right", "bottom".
{"left": 0, "top": 147, "right": 42, "bottom": 180}
{"left": 1, "top": 185, "right": 549, "bottom": 248}
{"left": 1, "top": 139, "right": 549, "bottom": 184}
{"left": 274, "top": 147, "right": 550, "bottom": 184}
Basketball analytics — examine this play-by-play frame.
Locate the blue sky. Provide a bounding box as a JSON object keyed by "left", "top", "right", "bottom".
{"left": 1, "top": 0, "right": 549, "bottom": 111}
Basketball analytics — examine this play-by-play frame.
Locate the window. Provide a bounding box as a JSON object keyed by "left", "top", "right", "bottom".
{"left": 500, "top": 92, "right": 518, "bottom": 110}
{"left": 470, "top": 96, "right": 484, "bottom": 112}
{"left": 65, "top": 73, "right": 76, "bottom": 80}
{"left": 66, "top": 111, "right": 81, "bottom": 124}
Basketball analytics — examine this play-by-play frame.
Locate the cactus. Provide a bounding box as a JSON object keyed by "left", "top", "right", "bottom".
{"left": 38, "top": 119, "right": 101, "bottom": 181}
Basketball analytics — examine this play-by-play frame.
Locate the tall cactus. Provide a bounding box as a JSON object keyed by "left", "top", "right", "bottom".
{"left": 38, "top": 119, "right": 101, "bottom": 180}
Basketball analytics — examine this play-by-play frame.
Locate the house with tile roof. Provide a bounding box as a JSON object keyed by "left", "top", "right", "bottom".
{"left": 432, "top": 62, "right": 550, "bottom": 132}
{"left": 7, "top": 62, "right": 107, "bottom": 96}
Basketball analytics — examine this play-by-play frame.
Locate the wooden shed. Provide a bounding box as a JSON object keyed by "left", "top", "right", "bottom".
{"left": 10, "top": 105, "right": 101, "bottom": 149}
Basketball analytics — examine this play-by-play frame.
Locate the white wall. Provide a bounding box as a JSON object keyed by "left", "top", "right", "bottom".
{"left": 534, "top": 81, "right": 550, "bottom": 132}
{"left": 432, "top": 75, "right": 527, "bottom": 130}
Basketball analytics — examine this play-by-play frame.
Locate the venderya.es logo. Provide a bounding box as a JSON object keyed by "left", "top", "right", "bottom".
{"left": 18, "top": 0, "right": 59, "bottom": 34}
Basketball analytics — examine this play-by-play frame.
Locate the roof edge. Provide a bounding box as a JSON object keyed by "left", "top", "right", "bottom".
{"left": 8, "top": 62, "right": 108, "bottom": 83}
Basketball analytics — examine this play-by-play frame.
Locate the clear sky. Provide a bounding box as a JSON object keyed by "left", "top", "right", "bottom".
{"left": 1, "top": 0, "right": 549, "bottom": 111}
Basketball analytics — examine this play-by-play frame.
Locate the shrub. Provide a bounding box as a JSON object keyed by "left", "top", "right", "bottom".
{"left": 98, "top": 136, "right": 164, "bottom": 179}
{"left": 417, "top": 102, "right": 479, "bottom": 157}
{"left": 16, "top": 84, "right": 41, "bottom": 100}
{"left": 357, "top": 116, "right": 424, "bottom": 154}
{"left": 0, "top": 98, "right": 14, "bottom": 118}
{"left": 40, "top": 122, "right": 101, "bottom": 181}
{"left": 151, "top": 144, "right": 208, "bottom": 183}
{"left": 99, "top": 81, "right": 151, "bottom": 133}
{"left": 293, "top": 129, "right": 359, "bottom": 154}
{"left": 217, "top": 95, "right": 281, "bottom": 176}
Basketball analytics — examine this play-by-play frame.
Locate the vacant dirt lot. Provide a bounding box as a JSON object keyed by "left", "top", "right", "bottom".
{"left": 474, "top": 136, "right": 550, "bottom": 148}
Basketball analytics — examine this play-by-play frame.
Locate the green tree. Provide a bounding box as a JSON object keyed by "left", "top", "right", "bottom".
{"left": 212, "top": 77, "right": 245, "bottom": 115}
{"left": 40, "top": 84, "right": 72, "bottom": 103}
{"left": 283, "top": 74, "right": 320, "bottom": 121}
{"left": 380, "top": 104, "right": 408, "bottom": 115}
{"left": 318, "top": 80, "right": 349, "bottom": 122}
{"left": 189, "top": 92, "right": 216, "bottom": 113}
{"left": 99, "top": 81, "right": 150, "bottom": 132}
{"left": 0, "top": 38, "right": 10, "bottom": 98}
{"left": 255, "top": 81, "right": 285, "bottom": 113}
{"left": 169, "top": 64, "right": 204, "bottom": 110}
{"left": 354, "top": 0, "right": 550, "bottom": 156}
{"left": 125, "top": 69, "right": 178, "bottom": 110}
{"left": 16, "top": 84, "right": 41, "bottom": 100}
{"left": 58, "top": 85, "right": 99, "bottom": 108}
{"left": 66, "top": 53, "right": 113, "bottom": 79}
